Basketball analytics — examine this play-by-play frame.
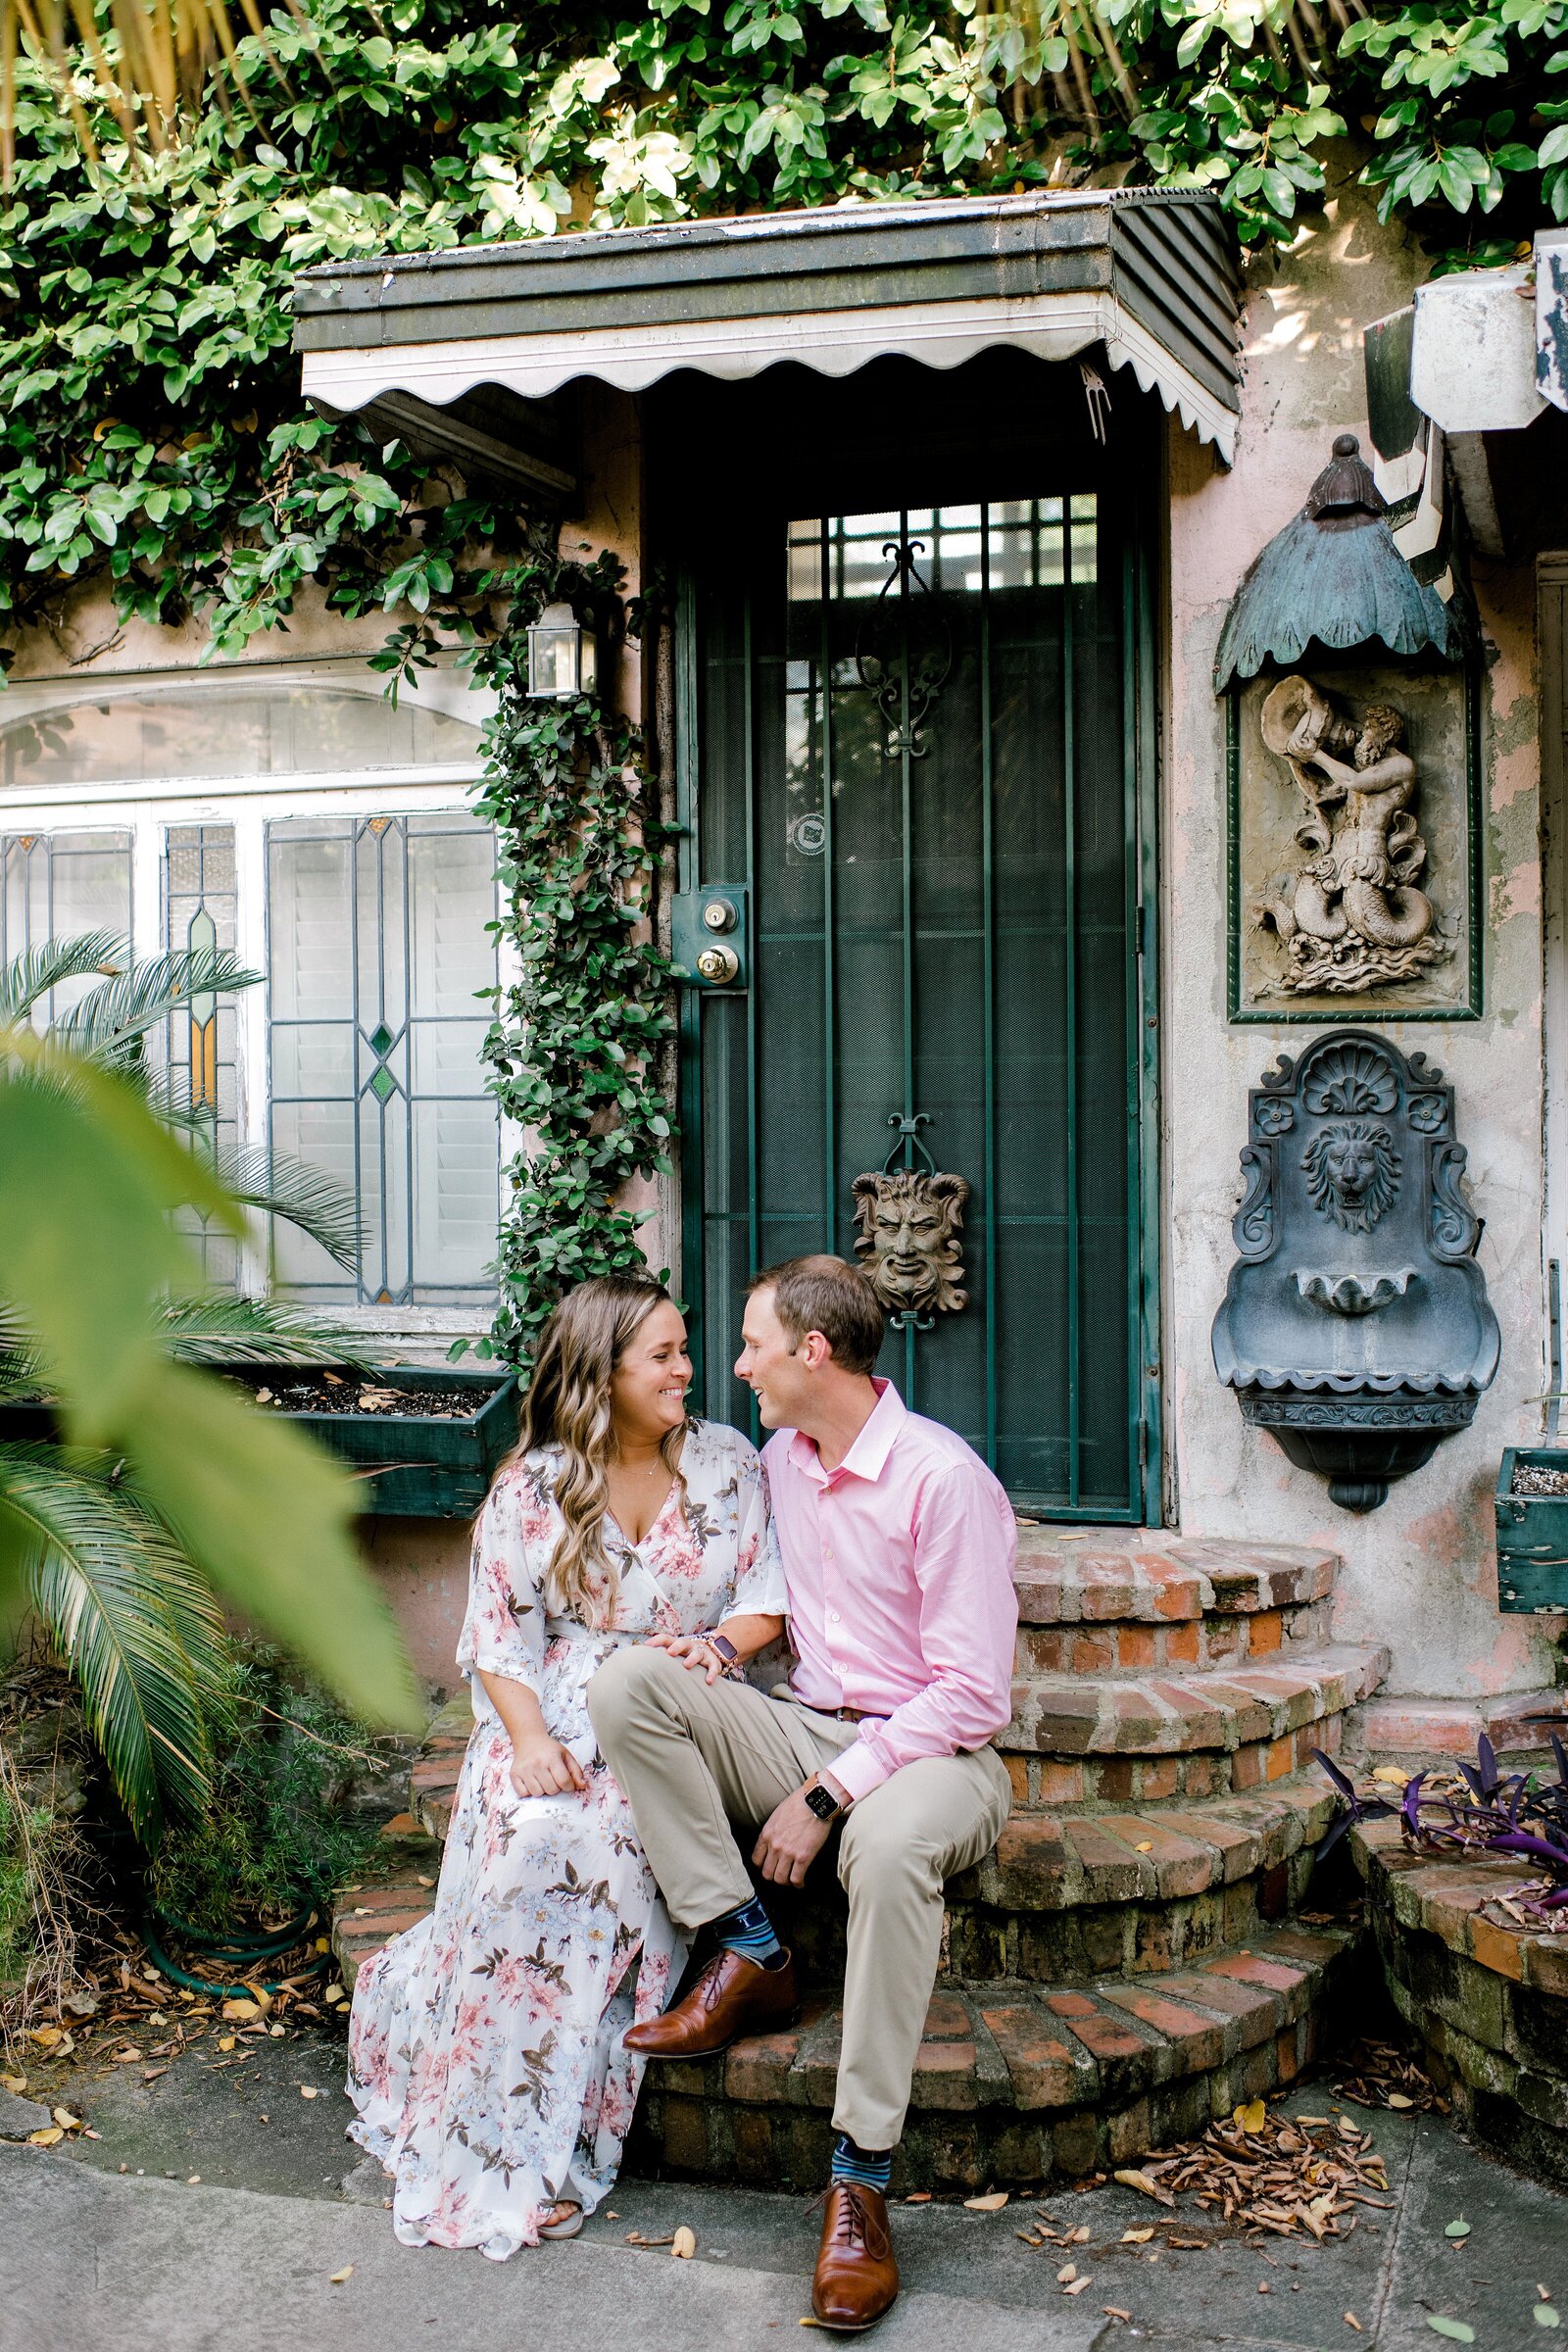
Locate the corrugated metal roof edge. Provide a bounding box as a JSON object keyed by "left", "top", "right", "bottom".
{"left": 292, "top": 186, "right": 1230, "bottom": 298}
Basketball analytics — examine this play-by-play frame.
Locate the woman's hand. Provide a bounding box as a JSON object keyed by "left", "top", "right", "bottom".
{"left": 645, "top": 1631, "right": 729, "bottom": 1685}
{"left": 509, "top": 1735, "right": 588, "bottom": 1799}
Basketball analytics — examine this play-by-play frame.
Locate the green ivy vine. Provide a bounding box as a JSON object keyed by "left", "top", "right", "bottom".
{"left": 462, "top": 549, "right": 677, "bottom": 1365}
{"left": 5, "top": 0, "right": 1568, "bottom": 1357}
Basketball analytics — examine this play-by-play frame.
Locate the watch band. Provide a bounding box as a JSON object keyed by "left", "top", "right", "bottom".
{"left": 707, "top": 1633, "right": 740, "bottom": 1666}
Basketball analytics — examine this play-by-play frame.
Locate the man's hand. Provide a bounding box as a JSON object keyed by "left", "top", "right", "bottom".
{"left": 753, "top": 1781, "right": 837, "bottom": 1886}
{"left": 509, "top": 1735, "right": 588, "bottom": 1800}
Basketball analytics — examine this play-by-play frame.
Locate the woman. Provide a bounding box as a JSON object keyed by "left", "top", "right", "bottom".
{"left": 345, "top": 1274, "right": 786, "bottom": 2259}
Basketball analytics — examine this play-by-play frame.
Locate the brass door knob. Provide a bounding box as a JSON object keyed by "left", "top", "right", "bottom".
{"left": 696, "top": 944, "right": 741, "bottom": 985}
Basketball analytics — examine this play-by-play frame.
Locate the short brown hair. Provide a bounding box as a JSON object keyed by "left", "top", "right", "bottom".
{"left": 749, "top": 1254, "right": 885, "bottom": 1377}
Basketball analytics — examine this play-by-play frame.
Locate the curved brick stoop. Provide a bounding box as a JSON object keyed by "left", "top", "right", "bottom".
{"left": 332, "top": 1529, "right": 1384, "bottom": 2191}
{"left": 1352, "top": 1817, "right": 1568, "bottom": 2189}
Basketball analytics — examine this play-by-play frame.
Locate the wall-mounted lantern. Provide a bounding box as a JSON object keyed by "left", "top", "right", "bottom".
{"left": 526, "top": 602, "right": 598, "bottom": 700}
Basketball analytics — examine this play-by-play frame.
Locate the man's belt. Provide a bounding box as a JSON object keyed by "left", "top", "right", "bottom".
{"left": 828, "top": 1705, "right": 888, "bottom": 1726}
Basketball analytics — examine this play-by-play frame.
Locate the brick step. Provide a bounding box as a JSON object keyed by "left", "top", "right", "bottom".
{"left": 1345, "top": 1689, "right": 1567, "bottom": 1771}
{"left": 1005, "top": 1642, "right": 1389, "bottom": 1765}
{"left": 337, "top": 1769, "right": 1346, "bottom": 2006}
{"left": 1014, "top": 1528, "right": 1339, "bottom": 1633}
{"left": 1351, "top": 1817, "right": 1568, "bottom": 2189}
{"left": 630, "top": 1922, "right": 1360, "bottom": 2191}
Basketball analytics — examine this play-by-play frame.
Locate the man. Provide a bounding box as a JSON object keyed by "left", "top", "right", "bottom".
{"left": 588, "top": 1254, "right": 1017, "bottom": 2330}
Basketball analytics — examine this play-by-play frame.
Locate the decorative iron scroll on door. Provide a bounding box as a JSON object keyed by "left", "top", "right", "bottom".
{"left": 855, "top": 538, "right": 953, "bottom": 759}
{"left": 852, "top": 1114, "right": 969, "bottom": 1332}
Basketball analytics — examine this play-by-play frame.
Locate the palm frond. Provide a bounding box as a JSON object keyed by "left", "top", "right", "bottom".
{"left": 0, "top": 1440, "right": 226, "bottom": 1842}
{"left": 160, "top": 1296, "right": 381, "bottom": 1369}
{"left": 214, "top": 1144, "right": 365, "bottom": 1273}
{"left": 51, "top": 946, "right": 262, "bottom": 1069}
{"left": 0, "top": 931, "right": 127, "bottom": 1026}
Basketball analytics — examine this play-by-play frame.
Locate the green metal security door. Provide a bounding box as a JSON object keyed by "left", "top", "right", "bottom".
{"left": 675, "top": 489, "right": 1158, "bottom": 1521}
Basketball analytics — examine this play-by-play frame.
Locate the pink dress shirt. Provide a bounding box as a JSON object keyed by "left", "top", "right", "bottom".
{"left": 761, "top": 1379, "right": 1018, "bottom": 1804}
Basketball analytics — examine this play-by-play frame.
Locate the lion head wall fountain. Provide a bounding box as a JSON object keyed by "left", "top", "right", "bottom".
{"left": 1211, "top": 1030, "right": 1498, "bottom": 1510}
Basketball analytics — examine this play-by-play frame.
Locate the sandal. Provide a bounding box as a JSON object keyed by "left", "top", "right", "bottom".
{"left": 539, "top": 2202, "right": 584, "bottom": 2240}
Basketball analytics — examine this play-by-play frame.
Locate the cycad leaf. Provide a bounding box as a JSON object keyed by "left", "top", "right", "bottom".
{"left": 52, "top": 947, "right": 261, "bottom": 1069}
{"left": 0, "top": 1440, "right": 225, "bottom": 1841}
{"left": 0, "top": 931, "right": 128, "bottom": 1024}
{"left": 214, "top": 1144, "right": 365, "bottom": 1272}
{"left": 160, "top": 1296, "right": 380, "bottom": 1369}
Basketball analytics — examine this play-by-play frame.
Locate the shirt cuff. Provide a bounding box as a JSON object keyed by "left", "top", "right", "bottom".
{"left": 824, "top": 1734, "right": 891, "bottom": 1805}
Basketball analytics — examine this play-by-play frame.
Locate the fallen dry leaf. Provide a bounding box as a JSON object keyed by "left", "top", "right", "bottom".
{"left": 1064, "top": 2277, "right": 1092, "bottom": 2296}
{"left": 1115, "top": 2169, "right": 1173, "bottom": 2205}
{"left": 1069, "top": 2224, "right": 1091, "bottom": 2243}
{"left": 0, "top": 2073, "right": 27, "bottom": 2093}
{"left": 1345, "top": 2316, "right": 1363, "bottom": 2332}
{"left": 299, "top": 2085, "right": 319, "bottom": 2099}
{"left": 1235, "top": 2100, "right": 1267, "bottom": 2134}
{"left": 1104, "top": 2308, "right": 1133, "bottom": 2323}
{"left": 26, "top": 2128, "right": 64, "bottom": 2146}
{"left": 1122, "top": 2229, "right": 1155, "bottom": 2244}
{"left": 1386, "top": 2093, "right": 1415, "bottom": 2111}
{"left": 1135, "top": 1840, "right": 1153, "bottom": 1853}
{"left": 671, "top": 2227, "right": 697, "bottom": 2260}
{"left": 329, "top": 2266, "right": 354, "bottom": 2284}
{"left": 964, "top": 2192, "right": 1008, "bottom": 2213}
{"left": 218, "top": 2036, "right": 236, "bottom": 2052}
{"left": 905, "top": 2192, "right": 932, "bottom": 2204}
{"left": 1057, "top": 2264, "right": 1078, "bottom": 2284}
{"left": 51, "top": 2108, "right": 81, "bottom": 2130}
{"left": 221, "top": 1999, "right": 259, "bottom": 2023}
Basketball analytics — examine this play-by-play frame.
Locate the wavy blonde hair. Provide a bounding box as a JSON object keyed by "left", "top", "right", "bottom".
{"left": 502, "top": 1274, "right": 687, "bottom": 1630}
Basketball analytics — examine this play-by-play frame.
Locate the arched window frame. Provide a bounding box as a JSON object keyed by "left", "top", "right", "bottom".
{"left": 0, "top": 655, "right": 509, "bottom": 1335}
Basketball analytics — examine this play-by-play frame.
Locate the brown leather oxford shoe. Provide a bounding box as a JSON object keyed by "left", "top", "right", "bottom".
{"left": 622, "top": 1946, "right": 798, "bottom": 2059}
{"left": 810, "top": 2182, "right": 900, "bottom": 2331}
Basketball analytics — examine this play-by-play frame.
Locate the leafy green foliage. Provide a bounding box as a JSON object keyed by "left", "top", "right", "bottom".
{"left": 0, "top": 1044, "right": 419, "bottom": 1819}
{"left": 145, "top": 1643, "right": 383, "bottom": 1933}
{"left": 3, "top": 0, "right": 1564, "bottom": 682}
{"left": 462, "top": 547, "right": 677, "bottom": 1366}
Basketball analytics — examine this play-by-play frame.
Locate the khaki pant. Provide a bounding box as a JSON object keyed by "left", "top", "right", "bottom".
{"left": 587, "top": 1645, "right": 1010, "bottom": 2151}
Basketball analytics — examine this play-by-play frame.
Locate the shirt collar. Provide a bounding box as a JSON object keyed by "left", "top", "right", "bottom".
{"left": 787, "top": 1378, "right": 906, "bottom": 1488}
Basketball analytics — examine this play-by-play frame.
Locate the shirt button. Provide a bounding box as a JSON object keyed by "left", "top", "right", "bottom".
{"left": 829, "top": 1610, "right": 841, "bottom": 1624}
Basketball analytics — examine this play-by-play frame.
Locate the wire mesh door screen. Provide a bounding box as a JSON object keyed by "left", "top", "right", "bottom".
{"left": 686, "top": 496, "right": 1152, "bottom": 1518}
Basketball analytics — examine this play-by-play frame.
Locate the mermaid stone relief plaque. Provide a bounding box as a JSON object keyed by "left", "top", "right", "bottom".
{"left": 1228, "top": 662, "right": 1478, "bottom": 1022}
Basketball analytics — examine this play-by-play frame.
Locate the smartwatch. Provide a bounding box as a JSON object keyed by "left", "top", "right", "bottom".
{"left": 705, "top": 1632, "right": 744, "bottom": 1680}
{"left": 805, "top": 1778, "right": 845, "bottom": 1823}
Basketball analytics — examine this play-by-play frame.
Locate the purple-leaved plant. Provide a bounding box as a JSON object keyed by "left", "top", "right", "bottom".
{"left": 1312, "top": 1726, "right": 1568, "bottom": 1928}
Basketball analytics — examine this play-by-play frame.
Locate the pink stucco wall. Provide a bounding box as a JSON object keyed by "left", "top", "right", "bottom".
{"left": 1163, "top": 153, "right": 1566, "bottom": 1702}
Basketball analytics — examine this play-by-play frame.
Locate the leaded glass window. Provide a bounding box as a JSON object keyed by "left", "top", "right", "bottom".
{"left": 0, "top": 829, "right": 133, "bottom": 1018}
{"left": 163, "top": 824, "right": 240, "bottom": 1288}
{"left": 267, "top": 811, "right": 499, "bottom": 1305}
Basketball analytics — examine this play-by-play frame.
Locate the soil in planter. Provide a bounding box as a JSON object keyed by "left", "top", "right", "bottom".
{"left": 225, "top": 1373, "right": 482, "bottom": 1420}
{"left": 1513, "top": 1460, "right": 1568, "bottom": 1496}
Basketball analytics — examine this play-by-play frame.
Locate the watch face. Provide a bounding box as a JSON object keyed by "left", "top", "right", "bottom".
{"left": 807, "top": 1786, "right": 838, "bottom": 1821}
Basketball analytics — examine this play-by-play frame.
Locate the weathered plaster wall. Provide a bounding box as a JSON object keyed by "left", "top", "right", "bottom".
{"left": 1165, "top": 150, "right": 1565, "bottom": 1701}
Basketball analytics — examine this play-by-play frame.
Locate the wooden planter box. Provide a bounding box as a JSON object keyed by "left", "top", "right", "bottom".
{"left": 1495, "top": 1447, "right": 1568, "bottom": 1613}
{"left": 0, "top": 1365, "right": 519, "bottom": 1522}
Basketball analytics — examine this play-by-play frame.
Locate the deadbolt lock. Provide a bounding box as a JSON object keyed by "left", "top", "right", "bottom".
{"left": 695, "top": 943, "right": 741, "bottom": 985}
{"left": 672, "top": 884, "right": 748, "bottom": 987}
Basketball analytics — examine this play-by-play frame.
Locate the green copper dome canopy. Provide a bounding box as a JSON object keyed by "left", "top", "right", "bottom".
{"left": 1213, "top": 433, "right": 1467, "bottom": 692}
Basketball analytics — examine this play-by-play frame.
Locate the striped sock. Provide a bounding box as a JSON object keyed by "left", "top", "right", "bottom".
{"left": 712, "top": 1893, "right": 783, "bottom": 1966}
{"left": 831, "top": 2133, "right": 893, "bottom": 2192}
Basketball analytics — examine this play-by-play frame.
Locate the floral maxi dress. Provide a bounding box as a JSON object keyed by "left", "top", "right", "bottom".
{"left": 346, "top": 1419, "right": 785, "bottom": 2259}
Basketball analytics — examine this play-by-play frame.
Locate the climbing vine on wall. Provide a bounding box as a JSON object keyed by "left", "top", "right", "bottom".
{"left": 463, "top": 548, "right": 677, "bottom": 1366}
{"left": 6, "top": 0, "right": 1568, "bottom": 1353}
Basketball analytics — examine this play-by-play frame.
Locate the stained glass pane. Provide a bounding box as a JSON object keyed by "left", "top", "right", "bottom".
{"left": 268, "top": 811, "right": 499, "bottom": 1305}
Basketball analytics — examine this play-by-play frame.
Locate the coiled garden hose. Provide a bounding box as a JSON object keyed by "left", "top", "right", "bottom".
{"left": 139, "top": 1904, "right": 329, "bottom": 2000}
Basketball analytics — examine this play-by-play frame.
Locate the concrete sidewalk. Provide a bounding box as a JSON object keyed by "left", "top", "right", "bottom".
{"left": 1, "top": 2031, "right": 1563, "bottom": 2352}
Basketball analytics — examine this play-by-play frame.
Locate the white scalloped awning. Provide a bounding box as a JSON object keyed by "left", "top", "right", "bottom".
{"left": 294, "top": 191, "right": 1243, "bottom": 466}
